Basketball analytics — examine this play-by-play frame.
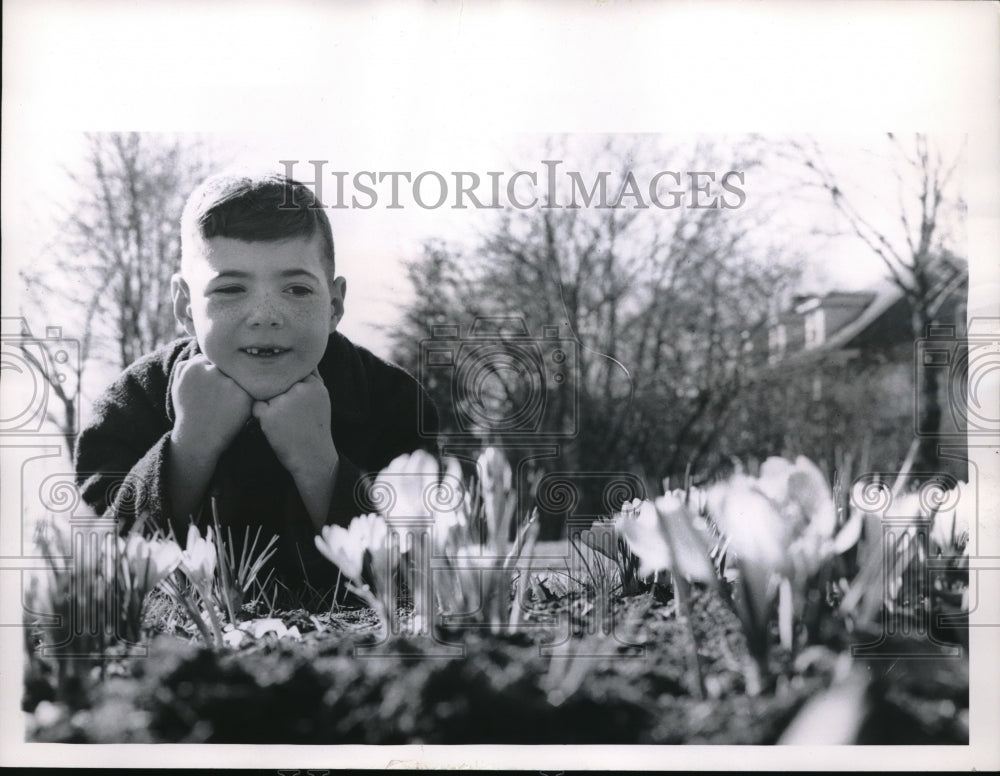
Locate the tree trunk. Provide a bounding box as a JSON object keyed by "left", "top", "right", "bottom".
{"left": 913, "top": 305, "right": 942, "bottom": 473}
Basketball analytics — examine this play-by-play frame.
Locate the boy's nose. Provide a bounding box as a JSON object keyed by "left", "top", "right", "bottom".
{"left": 246, "top": 299, "right": 284, "bottom": 328}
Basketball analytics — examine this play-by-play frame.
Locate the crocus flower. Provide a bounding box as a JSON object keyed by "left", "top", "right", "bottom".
{"left": 314, "top": 513, "right": 388, "bottom": 584}
{"left": 615, "top": 495, "right": 715, "bottom": 582}
{"left": 434, "top": 456, "right": 467, "bottom": 530}
{"left": 708, "top": 456, "right": 855, "bottom": 577}
{"left": 373, "top": 450, "right": 438, "bottom": 518}
{"left": 669, "top": 486, "right": 709, "bottom": 517}
{"left": 372, "top": 450, "right": 468, "bottom": 552}
{"left": 708, "top": 455, "right": 868, "bottom": 660}
{"left": 707, "top": 472, "right": 793, "bottom": 572}
{"left": 180, "top": 525, "right": 217, "bottom": 586}
{"left": 478, "top": 447, "right": 513, "bottom": 539}
{"left": 120, "top": 533, "right": 182, "bottom": 591}
{"left": 478, "top": 446, "right": 512, "bottom": 495}
{"left": 315, "top": 524, "right": 364, "bottom": 582}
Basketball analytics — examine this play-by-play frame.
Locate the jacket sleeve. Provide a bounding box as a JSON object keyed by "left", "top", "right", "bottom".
{"left": 74, "top": 354, "right": 180, "bottom": 537}
{"left": 325, "top": 453, "right": 368, "bottom": 527}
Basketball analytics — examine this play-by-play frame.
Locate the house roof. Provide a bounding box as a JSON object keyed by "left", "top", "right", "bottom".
{"left": 793, "top": 291, "right": 876, "bottom": 312}
{"left": 774, "top": 282, "right": 907, "bottom": 368}
{"left": 830, "top": 284, "right": 909, "bottom": 349}
{"left": 757, "top": 262, "right": 967, "bottom": 375}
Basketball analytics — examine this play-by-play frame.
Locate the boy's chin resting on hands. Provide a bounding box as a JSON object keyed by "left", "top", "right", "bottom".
{"left": 222, "top": 345, "right": 322, "bottom": 403}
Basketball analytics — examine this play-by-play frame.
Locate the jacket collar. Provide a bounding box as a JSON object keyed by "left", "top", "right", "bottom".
{"left": 164, "top": 332, "right": 368, "bottom": 425}
{"left": 318, "top": 331, "right": 370, "bottom": 423}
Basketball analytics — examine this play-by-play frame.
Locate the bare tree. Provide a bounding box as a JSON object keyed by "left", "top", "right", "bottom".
{"left": 390, "top": 138, "right": 799, "bottom": 511}
{"left": 790, "top": 134, "right": 968, "bottom": 471}
{"left": 19, "top": 133, "right": 212, "bottom": 438}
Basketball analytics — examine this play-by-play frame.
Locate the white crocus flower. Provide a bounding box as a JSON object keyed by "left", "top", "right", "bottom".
{"left": 120, "top": 533, "right": 182, "bottom": 591}
{"left": 709, "top": 456, "right": 856, "bottom": 578}
{"left": 432, "top": 456, "right": 469, "bottom": 548}
{"left": 669, "top": 486, "right": 709, "bottom": 517}
{"left": 654, "top": 494, "right": 716, "bottom": 582}
{"left": 314, "top": 514, "right": 388, "bottom": 584}
{"left": 478, "top": 447, "right": 513, "bottom": 538}
{"left": 435, "top": 456, "right": 466, "bottom": 527}
{"left": 372, "top": 451, "right": 468, "bottom": 551}
{"left": 373, "top": 449, "right": 438, "bottom": 519}
{"left": 615, "top": 496, "right": 715, "bottom": 582}
{"left": 709, "top": 456, "right": 866, "bottom": 655}
{"left": 478, "top": 447, "right": 512, "bottom": 492}
{"left": 708, "top": 473, "right": 792, "bottom": 572}
{"left": 315, "top": 524, "right": 364, "bottom": 582}
{"left": 180, "top": 525, "right": 217, "bottom": 587}
{"left": 616, "top": 500, "right": 670, "bottom": 577}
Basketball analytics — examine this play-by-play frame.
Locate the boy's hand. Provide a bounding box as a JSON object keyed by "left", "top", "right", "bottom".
{"left": 167, "top": 354, "right": 254, "bottom": 525}
{"left": 253, "top": 373, "right": 338, "bottom": 530}
{"left": 252, "top": 372, "right": 337, "bottom": 477}
{"left": 170, "top": 354, "right": 254, "bottom": 459}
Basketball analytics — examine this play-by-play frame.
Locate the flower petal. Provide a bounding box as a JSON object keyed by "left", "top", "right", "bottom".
{"left": 757, "top": 457, "right": 796, "bottom": 504}
{"left": 788, "top": 456, "right": 836, "bottom": 538}
{"left": 374, "top": 451, "right": 437, "bottom": 519}
{"left": 654, "top": 496, "right": 716, "bottom": 582}
{"left": 148, "top": 539, "right": 183, "bottom": 587}
{"left": 315, "top": 524, "right": 364, "bottom": 581}
{"left": 616, "top": 500, "right": 678, "bottom": 578}
{"left": 709, "top": 480, "right": 789, "bottom": 571}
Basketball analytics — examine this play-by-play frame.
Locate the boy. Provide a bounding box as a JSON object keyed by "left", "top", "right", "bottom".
{"left": 74, "top": 170, "right": 438, "bottom": 592}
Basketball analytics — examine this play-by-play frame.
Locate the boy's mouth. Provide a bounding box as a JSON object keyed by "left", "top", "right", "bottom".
{"left": 241, "top": 346, "right": 290, "bottom": 358}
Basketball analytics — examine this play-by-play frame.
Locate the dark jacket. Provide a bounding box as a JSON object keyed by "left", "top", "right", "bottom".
{"left": 74, "top": 333, "right": 438, "bottom": 591}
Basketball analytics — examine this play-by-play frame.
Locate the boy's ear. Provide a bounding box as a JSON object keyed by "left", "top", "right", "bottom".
{"left": 171, "top": 274, "right": 196, "bottom": 336}
{"left": 329, "top": 276, "right": 347, "bottom": 333}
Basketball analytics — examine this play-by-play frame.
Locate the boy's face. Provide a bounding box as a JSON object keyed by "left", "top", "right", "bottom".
{"left": 171, "top": 234, "right": 345, "bottom": 401}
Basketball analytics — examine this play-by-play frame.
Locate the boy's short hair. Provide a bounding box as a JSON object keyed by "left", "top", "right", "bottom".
{"left": 181, "top": 171, "right": 335, "bottom": 280}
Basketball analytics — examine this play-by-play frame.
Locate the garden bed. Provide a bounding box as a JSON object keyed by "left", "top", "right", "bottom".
{"left": 22, "top": 451, "right": 972, "bottom": 746}
{"left": 23, "top": 585, "right": 967, "bottom": 745}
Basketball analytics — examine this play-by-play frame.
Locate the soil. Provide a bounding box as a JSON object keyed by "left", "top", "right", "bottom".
{"left": 22, "top": 586, "right": 968, "bottom": 745}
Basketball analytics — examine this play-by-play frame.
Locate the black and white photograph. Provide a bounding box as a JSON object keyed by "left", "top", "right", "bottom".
{"left": 2, "top": 1, "right": 998, "bottom": 771}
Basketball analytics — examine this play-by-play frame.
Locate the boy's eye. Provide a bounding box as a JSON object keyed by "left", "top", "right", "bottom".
{"left": 285, "top": 285, "right": 314, "bottom": 297}
{"left": 212, "top": 285, "right": 245, "bottom": 295}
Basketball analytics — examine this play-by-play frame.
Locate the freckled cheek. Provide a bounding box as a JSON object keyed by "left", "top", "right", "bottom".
{"left": 295, "top": 307, "right": 335, "bottom": 364}
{"left": 289, "top": 300, "right": 334, "bottom": 333}
{"left": 188, "top": 305, "right": 247, "bottom": 358}
{"left": 286, "top": 306, "right": 320, "bottom": 325}
{"left": 194, "top": 306, "right": 241, "bottom": 336}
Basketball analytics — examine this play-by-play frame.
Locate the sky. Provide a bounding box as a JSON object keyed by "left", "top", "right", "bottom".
{"left": 2, "top": 2, "right": 998, "bottom": 770}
